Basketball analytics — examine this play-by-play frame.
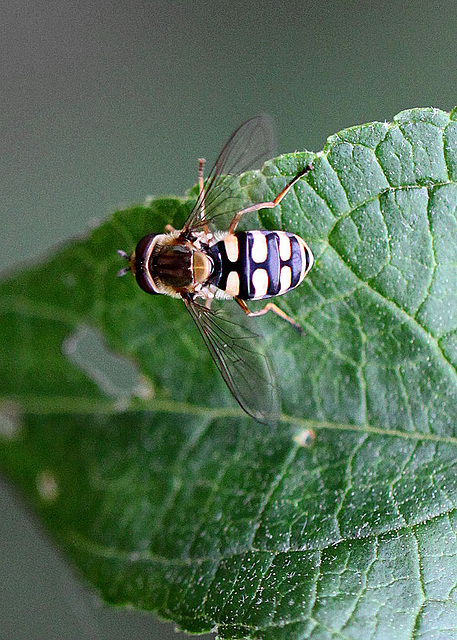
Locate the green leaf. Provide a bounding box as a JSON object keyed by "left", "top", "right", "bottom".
{"left": 2, "top": 106, "right": 457, "bottom": 639}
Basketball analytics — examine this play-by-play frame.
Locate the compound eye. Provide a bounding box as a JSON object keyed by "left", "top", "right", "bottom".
{"left": 134, "top": 233, "right": 161, "bottom": 295}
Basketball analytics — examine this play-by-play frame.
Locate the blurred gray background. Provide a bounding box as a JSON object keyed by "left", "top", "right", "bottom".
{"left": 1, "top": 0, "right": 456, "bottom": 638}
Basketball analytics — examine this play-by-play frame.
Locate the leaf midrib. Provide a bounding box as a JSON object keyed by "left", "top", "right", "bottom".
{"left": 2, "top": 394, "right": 457, "bottom": 445}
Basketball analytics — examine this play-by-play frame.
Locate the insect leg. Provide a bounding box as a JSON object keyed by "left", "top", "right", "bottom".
{"left": 198, "top": 157, "right": 210, "bottom": 235}
{"left": 235, "top": 298, "right": 304, "bottom": 334}
{"left": 165, "top": 224, "right": 177, "bottom": 233}
{"left": 228, "top": 164, "right": 313, "bottom": 234}
{"left": 198, "top": 157, "right": 206, "bottom": 191}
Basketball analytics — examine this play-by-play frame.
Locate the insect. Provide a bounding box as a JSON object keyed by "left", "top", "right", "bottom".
{"left": 117, "top": 116, "right": 314, "bottom": 423}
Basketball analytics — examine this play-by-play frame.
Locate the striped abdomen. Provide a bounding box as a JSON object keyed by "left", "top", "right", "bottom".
{"left": 209, "top": 231, "right": 313, "bottom": 300}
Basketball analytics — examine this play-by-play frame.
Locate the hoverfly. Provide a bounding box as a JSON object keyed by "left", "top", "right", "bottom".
{"left": 118, "top": 116, "right": 314, "bottom": 423}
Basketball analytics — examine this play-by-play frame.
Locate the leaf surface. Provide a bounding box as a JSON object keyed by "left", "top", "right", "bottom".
{"left": 2, "top": 107, "right": 457, "bottom": 639}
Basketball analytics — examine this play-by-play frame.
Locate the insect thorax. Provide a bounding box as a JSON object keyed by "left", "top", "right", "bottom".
{"left": 134, "top": 233, "right": 215, "bottom": 295}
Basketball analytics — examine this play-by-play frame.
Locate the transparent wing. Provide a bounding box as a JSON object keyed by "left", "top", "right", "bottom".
{"left": 183, "top": 295, "right": 280, "bottom": 424}
{"left": 181, "top": 115, "right": 275, "bottom": 235}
